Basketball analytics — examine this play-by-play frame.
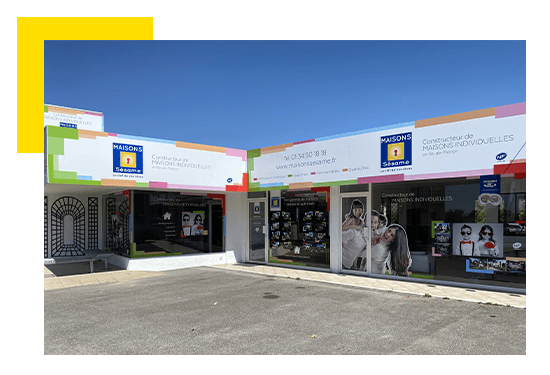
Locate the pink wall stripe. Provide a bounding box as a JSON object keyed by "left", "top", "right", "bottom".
{"left": 293, "top": 139, "right": 315, "bottom": 145}
{"left": 404, "top": 169, "right": 493, "bottom": 181}
{"left": 358, "top": 174, "right": 404, "bottom": 184}
{"left": 108, "top": 133, "right": 117, "bottom": 137}
{"left": 167, "top": 184, "right": 225, "bottom": 191}
{"left": 495, "top": 102, "right": 526, "bottom": 118}
{"left": 83, "top": 112, "right": 104, "bottom": 116}
{"left": 225, "top": 148, "right": 247, "bottom": 161}
{"left": 149, "top": 181, "right": 168, "bottom": 188}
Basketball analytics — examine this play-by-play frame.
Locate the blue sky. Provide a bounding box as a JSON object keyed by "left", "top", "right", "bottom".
{"left": 44, "top": 40, "right": 525, "bottom": 150}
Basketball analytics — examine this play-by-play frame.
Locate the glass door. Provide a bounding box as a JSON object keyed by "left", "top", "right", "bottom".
{"left": 341, "top": 195, "right": 371, "bottom": 272}
{"left": 248, "top": 201, "right": 267, "bottom": 262}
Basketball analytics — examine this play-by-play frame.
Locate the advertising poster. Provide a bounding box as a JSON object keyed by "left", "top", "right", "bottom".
{"left": 341, "top": 197, "right": 412, "bottom": 276}
{"left": 182, "top": 211, "right": 206, "bottom": 236}
{"left": 452, "top": 223, "right": 503, "bottom": 257}
{"left": 268, "top": 194, "right": 329, "bottom": 268}
{"left": 433, "top": 222, "right": 452, "bottom": 256}
{"left": 270, "top": 191, "right": 281, "bottom": 211}
{"left": 341, "top": 198, "right": 369, "bottom": 271}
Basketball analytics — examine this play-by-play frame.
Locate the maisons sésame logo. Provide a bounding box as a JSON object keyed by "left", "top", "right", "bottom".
{"left": 113, "top": 143, "right": 144, "bottom": 174}
{"left": 380, "top": 132, "right": 412, "bottom": 169}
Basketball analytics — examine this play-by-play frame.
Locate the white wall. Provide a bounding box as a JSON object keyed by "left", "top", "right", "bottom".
{"left": 225, "top": 191, "right": 247, "bottom": 263}
{"left": 110, "top": 251, "right": 236, "bottom": 271}
{"left": 329, "top": 186, "right": 341, "bottom": 273}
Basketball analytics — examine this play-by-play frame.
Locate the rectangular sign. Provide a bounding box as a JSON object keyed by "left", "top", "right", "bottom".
{"left": 380, "top": 132, "right": 412, "bottom": 169}
{"left": 480, "top": 175, "right": 501, "bottom": 194}
{"left": 112, "top": 143, "right": 144, "bottom": 174}
{"left": 47, "top": 126, "right": 247, "bottom": 191}
{"left": 249, "top": 110, "right": 526, "bottom": 189}
{"left": 270, "top": 197, "right": 280, "bottom": 211}
{"left": 44, "top": 104, "right": 104, "bottom": 132}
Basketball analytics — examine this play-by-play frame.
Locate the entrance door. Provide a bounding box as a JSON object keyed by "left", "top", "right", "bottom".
{"left": 248, "top": 201, "right": 267, "bottom": 262}
{"left": 341, "top": 195, "right": 370, "bottom": 272}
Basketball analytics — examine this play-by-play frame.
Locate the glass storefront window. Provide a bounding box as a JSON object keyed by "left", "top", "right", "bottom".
{"left": 131, "top": 191, "right": 223, "bottom": 257}
{"left": 268, "top": 190, "right": 330, "bottom": 269}
{"left": 370, "top": 176, "right": 526, "bottom": 288}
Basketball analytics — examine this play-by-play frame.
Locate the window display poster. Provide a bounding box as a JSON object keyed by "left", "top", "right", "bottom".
{"left": 452, "top": 223, "right": 503, "bottom": 257}
{"left": 268, "top": 193, "right": 330, "bottom": 268}
{"left": 432, "top": 221, "right": 451, "bottom": 256}
{"left": 270, "top": 190, "right": 281, "bottom": 211}
{"left": 182, "top": 211, "right": 206, "bottom": 236}
{"left": 480, "top": 175, "right": 500, "bottom": 195}
{"left": 466, "top": 258, "right": 525, "bottom": 274}
{"left": 341, "top": 197, "right": 412, "bottom": 276}
{"left": 341, "top": 198, "right": 369, "bottom": 271}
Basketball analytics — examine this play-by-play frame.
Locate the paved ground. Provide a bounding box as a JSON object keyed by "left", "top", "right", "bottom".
{"left": 44, "top": 266, "right": 526, "bottom": 355}
{"left": 212, "top": 263, "right": 527, "bottom": 308}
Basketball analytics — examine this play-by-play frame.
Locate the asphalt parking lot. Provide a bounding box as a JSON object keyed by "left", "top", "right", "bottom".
{"left": 44, "top": 266, "right": 526, "bottom": 355}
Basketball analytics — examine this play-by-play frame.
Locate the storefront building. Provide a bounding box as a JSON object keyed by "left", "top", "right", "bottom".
{"left": 44, "top": 103, "right": 526, "bottom": 291}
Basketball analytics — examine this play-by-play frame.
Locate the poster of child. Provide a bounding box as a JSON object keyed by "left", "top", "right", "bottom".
{"left": 357, "top": 210, "right": 387, "bottom": 271}
{"left": 452, "top": 223, "right": 503, "bottom": 257}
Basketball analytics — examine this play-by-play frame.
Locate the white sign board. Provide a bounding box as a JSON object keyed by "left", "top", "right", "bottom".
{"left": 51, "top": 129, "right": 246, "bottom": 191}
{"left": 44, "top": 104, "right": 104, "bottom": 132}
{"left": 250, "top": 113, "right": 526, "bottom": 187}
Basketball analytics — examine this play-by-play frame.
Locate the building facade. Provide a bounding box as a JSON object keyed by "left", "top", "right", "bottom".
{"left": 44, "top": 103, "right": 526, "bottom": 291}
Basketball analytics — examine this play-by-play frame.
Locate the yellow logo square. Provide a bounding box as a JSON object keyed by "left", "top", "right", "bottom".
{"left": 120, "top": 152, "right": 136, "bottom": 168}
{"left": 388, "top": 143, "right": 405, "bottom": 161}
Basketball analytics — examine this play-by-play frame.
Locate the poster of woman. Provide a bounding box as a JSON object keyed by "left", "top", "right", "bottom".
{"left": 370, "top": 224, "right": 412, "bottom": 276}
{"left": 342, "top": 198, "right": 412, "bottom": 275}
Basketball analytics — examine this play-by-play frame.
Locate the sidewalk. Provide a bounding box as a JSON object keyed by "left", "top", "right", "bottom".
{"left": 209, "top": 263, "right": 526, "bottom": 308}
{"left": 44, "top": 262, "right": 163, "bottom": 290}
{"left": 44, "top": 262, "right": 526, "bottom": 308}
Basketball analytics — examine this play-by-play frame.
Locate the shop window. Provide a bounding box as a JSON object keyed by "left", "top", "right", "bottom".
{"left": 268, "top": 190, "right": 330, "bottom": 269}
{"left": 132, "top": 191, "right": 223, "bottom": 257}
{"left": 371, "top": 176, "right": 526, "bottom": 288}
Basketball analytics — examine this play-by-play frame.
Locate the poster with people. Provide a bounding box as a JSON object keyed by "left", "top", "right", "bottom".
{"left": 182, "top": 211, "right": 206, "bottom": 236}
{"left": 452, "top": 223, "right": 503, "bottom": 257}
{"left": 341, "top": 198, "right": 368, "bottom": 271}
{"left": 341, "top": 198, "right": 412, "bottom": 276}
